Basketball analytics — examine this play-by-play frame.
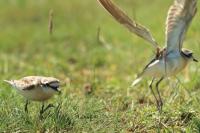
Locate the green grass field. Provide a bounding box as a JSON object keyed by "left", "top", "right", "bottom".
{"left": 0, "top": 0, "right": 200, "bottom": 132}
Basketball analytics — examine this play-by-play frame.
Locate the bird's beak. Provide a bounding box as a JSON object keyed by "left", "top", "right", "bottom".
{"left": 193, "top": 57, "right": 198, "bottom": 62}
{"left": 58, "top": 90, "right": 61, "bottom": 95}
{"left": 56, "top": 88, "right": 61, "bottom": 94}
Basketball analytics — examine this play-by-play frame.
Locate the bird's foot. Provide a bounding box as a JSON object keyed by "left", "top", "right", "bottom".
{"left": 39, "top": 104, "right": 54, "bottom": 120}
{"left": 40, "top": 104, "right": 54, "bottom": 115}
{"left": 44, "top": 104, "right": 54, "bottom": 112}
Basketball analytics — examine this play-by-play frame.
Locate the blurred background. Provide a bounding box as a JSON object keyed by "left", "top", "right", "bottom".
{"left": 0, "top": 0, "right": 200, "bottom": 132}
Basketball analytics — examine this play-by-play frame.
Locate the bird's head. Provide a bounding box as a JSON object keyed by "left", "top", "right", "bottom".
{"left": 41, "top": 78, "right": 61, "bottom": 94}
{"left": 181, "top": 49, "right": 198, "bottom": 62}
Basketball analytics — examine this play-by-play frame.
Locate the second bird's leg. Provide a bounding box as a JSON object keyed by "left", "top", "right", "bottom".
{"left": 149, "top": 78, "right": 159, "bottom": 109}
{"left": 156, "top": 77, "right": 164, "bottom": 113}
{"left": 24, "top": 100, "right": 29, "bottom": 113}
{"left": 40, "top": 103, "right": 45, "bottom": 115}
{"left": 39, "top": 103, "right": 45, "bottom": 119}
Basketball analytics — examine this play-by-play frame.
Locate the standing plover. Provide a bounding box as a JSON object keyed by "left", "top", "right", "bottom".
{"left": 4, "top": 76, "right": 60, "bottom": 114}
{"left": 98, "top": 0, "right": 198, "bottom": 112}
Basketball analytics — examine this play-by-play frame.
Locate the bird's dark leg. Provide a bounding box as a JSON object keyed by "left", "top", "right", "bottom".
{"left": 149, "top": 78, "right": 159, "bottom": 109}
{"left": 40, "top": 102, "right": 45, "bottom": 115}
{"left": 24, "top": 100, "right": 29, "bottom": 113}
{"left": 156, "top": 77, "right": 164, "bottom": 113}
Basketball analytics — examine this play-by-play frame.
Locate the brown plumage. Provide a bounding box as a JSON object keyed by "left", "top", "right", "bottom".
{"left": 4, "top": 76, "right": 60, "bottom": 114}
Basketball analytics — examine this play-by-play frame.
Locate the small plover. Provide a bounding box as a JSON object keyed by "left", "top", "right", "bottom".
{"left": 4, "top": 76, "right": 60, "bottom": 114}
{"left": 98, "top": 0, "right": 198, "bottom": 112}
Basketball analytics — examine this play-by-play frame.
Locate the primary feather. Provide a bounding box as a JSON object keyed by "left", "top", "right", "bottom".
{"left": 98, "top": 0, "right": 159, "bottom": 49}
{"left": 165, "top": 0, "right": 197, "bottom": 54}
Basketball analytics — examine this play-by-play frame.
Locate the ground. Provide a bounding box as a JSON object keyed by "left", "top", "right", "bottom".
{"left": 0, "top": 0, "right": 200, "bottom": 132}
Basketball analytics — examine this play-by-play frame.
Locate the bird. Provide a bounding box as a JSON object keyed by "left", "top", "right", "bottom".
{"left": 98, "top": 0, "right": 198, "bottom": 112}
{"left": 4, "top": 76, "right": 61, "bottom": 115}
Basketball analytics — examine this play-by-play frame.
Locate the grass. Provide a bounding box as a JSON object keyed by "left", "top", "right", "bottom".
{"left": 0, "top": 0, "right": 200, "bottom": 132}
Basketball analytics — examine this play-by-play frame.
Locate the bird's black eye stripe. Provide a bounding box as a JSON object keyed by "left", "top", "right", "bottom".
{"left": 181, "top": 51, "right": 193, "bottom": 58}
{"left": 45, "top": 82, "right": 59, "bottom": 91}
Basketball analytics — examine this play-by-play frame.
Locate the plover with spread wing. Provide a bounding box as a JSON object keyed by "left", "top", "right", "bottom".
{"left": 98, "top": 0, "right": 198, "bottom": 112}
{"left": 4, "top": 76, "right": 60, "bottom": 114}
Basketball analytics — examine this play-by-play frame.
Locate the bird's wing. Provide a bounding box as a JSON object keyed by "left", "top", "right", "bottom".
{"left": 4, "top": 79, "right": 36, "bottom": 90}
{"left": 21, "top": 76, "right": 60, "bottom": 90}
{"left": 21, "top": 84, "right": 36, "bottom": 90}
{"left": 98, "top": 0, "right": 159, "bottom": 49}
{"left": 165, "top": 0, "right": 197, "bottom": 54}
{"left": 19, "top": 76, "right": 40, "bottom": 90}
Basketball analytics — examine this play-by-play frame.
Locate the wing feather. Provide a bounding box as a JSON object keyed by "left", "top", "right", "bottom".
{"left": 98, "top": 0, "right": 159, "bottom": 49}
{"left": 165, "top": 0, "right": 197, "bottom": 54}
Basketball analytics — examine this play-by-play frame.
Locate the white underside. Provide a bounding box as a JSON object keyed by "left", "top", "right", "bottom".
{"left": 132, "top": 52, "right": 189, "bottom": 86}
{"left": 15, "top": 86, "right": 56, "bottom": 101}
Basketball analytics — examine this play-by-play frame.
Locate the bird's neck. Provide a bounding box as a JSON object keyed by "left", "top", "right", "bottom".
{"left": 155, "top": 48, "right": 167, "bottom": 59}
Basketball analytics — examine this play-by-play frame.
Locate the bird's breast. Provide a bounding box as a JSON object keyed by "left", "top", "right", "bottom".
{"left": 17, "top": 87, "right": 56, "bottom": 101}
{"left": 166, "top": 55, "right": 188, "bottom": 76}
{"left": 143, "top": 55, "right": 188, "bottom": 78}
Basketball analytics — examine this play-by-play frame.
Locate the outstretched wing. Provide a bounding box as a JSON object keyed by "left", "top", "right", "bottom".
{"left": 165, "top": 0, "right": 197, "bottom": 54}
{"left": 98, "top": 0, "right": 159, "bottom": 49}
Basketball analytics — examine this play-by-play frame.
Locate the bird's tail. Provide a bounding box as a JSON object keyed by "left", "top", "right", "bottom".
{"left": 131, "top": 71, "right": 144, "bottom": 87}
{"left": 4, "top": 80, "right": 14, "bottom": 86}
{"left": 131, "top": 77, "right": 142, "bottom": 87}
